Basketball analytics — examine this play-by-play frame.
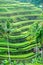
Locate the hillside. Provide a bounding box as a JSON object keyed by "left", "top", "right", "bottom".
{"left": 0, "top": 0, "right": 43, "bottom": 64}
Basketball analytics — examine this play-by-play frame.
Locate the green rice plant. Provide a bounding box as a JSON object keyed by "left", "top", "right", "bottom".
{"left": 0, "top": 52, "right": 35, "bottom": 59}
{"left": 0, "top": 0, "right": 43, "bottom": 63}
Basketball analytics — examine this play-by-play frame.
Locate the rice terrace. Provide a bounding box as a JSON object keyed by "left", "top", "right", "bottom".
{"left": 0, "top": 0, "right": 43, "bottom": 65}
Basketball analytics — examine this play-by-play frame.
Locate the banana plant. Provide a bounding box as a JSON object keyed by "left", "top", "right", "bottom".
{"left": 1, "top": 60, "right": 9, "bottom": 65}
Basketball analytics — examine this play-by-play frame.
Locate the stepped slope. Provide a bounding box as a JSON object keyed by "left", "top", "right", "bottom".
{"left": 0, "top": 0, "right": 43, "bottom": 60}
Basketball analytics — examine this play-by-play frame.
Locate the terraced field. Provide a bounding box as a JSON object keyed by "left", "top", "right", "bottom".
{"left": 0, "top": 0, "right": 43, "bottom": 62}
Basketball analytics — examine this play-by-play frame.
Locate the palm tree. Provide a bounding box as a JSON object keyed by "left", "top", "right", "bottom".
{"left": 31, "top": 22, "right": 43, "bottom": 63}
{"left": 39, "top": 22, "right": 43, "bottom": 63}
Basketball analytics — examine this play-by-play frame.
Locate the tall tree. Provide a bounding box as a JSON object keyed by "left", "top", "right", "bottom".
{"left": 30, "top": 22, "right": 43, "bottom": 63}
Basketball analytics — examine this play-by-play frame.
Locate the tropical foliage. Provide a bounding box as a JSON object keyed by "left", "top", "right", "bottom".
{"left": 0, "top": 0, "right": 43, "bottom": 65}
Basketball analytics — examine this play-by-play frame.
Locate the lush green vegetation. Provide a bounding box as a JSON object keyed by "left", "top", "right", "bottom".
{"left": 0, "top": 0, "right": 43, "bottom": 65}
